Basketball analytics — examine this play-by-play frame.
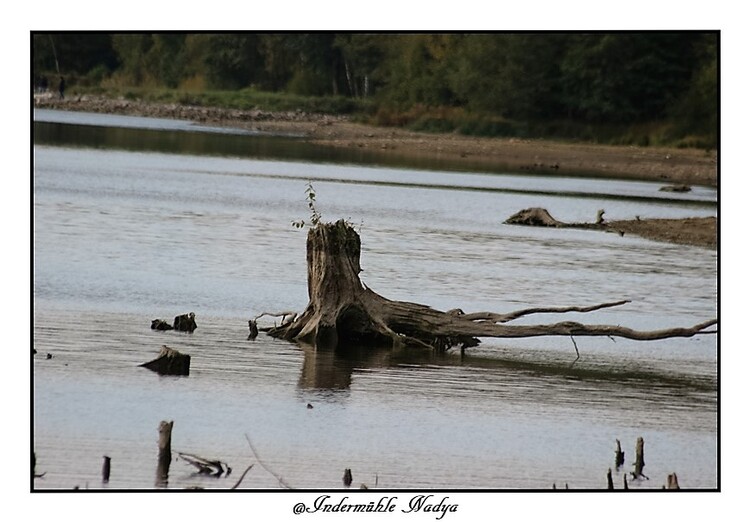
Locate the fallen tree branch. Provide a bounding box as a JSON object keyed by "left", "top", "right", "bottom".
{"left": 177, "top": 452, "right": 231, "bottom": 477}
{"left": 459, "top": 299, "right": 630, "bottom": 324}
{"left": 453, "top": 318, "right": 718, "bottom": 341}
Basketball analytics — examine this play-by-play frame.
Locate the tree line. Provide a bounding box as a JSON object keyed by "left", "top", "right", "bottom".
{"left": 32, "top": 32, "right": 717, "bottom": 146}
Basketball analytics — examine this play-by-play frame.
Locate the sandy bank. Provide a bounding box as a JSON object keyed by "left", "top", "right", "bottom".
{"left": 35, "top": 94, "right": 717, "bottom": 188}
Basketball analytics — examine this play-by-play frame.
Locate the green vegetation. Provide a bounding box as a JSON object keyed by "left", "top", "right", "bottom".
{"left": 33, "top": 32, "right": 718, "bottom": 148}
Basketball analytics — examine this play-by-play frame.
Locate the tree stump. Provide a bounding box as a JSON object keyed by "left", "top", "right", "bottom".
{"left": 173, "top": 312, "right": 197, "bottom": 332}
{"left": 632, "top": 436, "right": 648, "bottom": 480}
{"left": 343, "top": 468, "right": 353, "bottom": 487}
{"left": 151, "top": 319, "right": 173, "bottom": 331}
{"left": 156, "top": 420, "right": 173, "bottom": 487}
{"left": 140, "top": 345, "right": 191, "bottom": 376}
{"left": 265, "top": 220, "right": 717, "bottom": 352}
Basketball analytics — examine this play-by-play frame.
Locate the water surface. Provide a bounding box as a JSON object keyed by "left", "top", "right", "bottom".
{"left": 32, "top": 111, "right": 717, "bottom": 490}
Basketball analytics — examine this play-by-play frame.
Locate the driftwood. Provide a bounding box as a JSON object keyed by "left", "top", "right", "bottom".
{"left": 660, "top": 184, "right": 692, "bottom": 193}
{"left": 505, "top": 207, "right": 569, "bottom": 227}
{"left": 178, "top": 452, "right": 231, "bottom": 477}
{"left": 140, "top": 345, "right": 191, "bottom": 376}
{"left": 265, "top": 220, "right": 717, "bottom": 352}
{"left": 505, "top": 207, "right": 609, "bottom": 229}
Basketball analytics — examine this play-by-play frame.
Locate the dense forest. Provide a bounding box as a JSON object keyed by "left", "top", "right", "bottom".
{"left": 32, "top": 32, "right": 718, "bottom": 147}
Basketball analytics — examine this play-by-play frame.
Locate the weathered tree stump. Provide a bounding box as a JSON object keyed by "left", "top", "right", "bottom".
{"left": 247, "top": 319, "right": 259, "bottom": 340}
{"left": 140, "top": 345, "right": 191, "bottom": 376}
{"left": 631, "top": 436, "right": 649, "bottom": 480}
{"left": 265, "top": 220, "right": 717, "bottom": 352}
{"left": 156, "top": 420, "right": 173, "bottom": 487}
{"left": 151, "top": 319, "right": 173, "bottom": 331}
{"left": 173, "top": 312, "right": 197, "bottom": 332}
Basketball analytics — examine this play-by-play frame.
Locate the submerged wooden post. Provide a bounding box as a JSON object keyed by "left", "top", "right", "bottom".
{"left": 102, "top": 456, "right": 111, "bottom": 483}
{"left": 615, "top": 439, "right": 625, "bottom": 469}
{"left": 632, "top": 436, "right": 648, "bottom": 480}
{"left": 343, "top": 468, "right": 353, "bottom": 488}
{"left": 156, "top": 420, "right": 174, "bottom": 487}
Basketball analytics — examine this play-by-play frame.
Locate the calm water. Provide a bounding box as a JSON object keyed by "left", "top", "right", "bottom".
{"left": 32, "top": 110, "right": 717, "bottom": 490}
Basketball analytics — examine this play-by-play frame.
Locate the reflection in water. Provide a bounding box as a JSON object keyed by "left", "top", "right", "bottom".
{"left": 298, "top": 343, "right": 392, "bottom": 392}
{"left": 295, "top": 339, "right": 716, "bottom": 438}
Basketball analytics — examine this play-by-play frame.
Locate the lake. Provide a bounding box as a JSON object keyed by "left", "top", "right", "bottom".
{"left": 32, "top": 109, "right": 717, "bottom": 491}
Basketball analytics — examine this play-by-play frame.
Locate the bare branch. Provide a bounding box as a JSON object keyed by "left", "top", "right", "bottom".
{"left": 457, "top": 318, "right": 717, "bottom": 341}
{"left": 461, "top": 300, "right": 631, "bottom": 323}
{"left": 570, "top": 336, "right": 580, "bottom": 362}
{"left": 230, "top": 464, "right": 254, "bottom": 490}
{"left": 244, "top": 434, "right": 292, "bottom": 489}
{"left": 253, "top": 311, "right": 299, "bottom": 326}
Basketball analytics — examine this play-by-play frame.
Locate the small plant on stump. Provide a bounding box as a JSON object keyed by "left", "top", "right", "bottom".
{"left": 292, "top": 181, "right": 322, "bottom": 230}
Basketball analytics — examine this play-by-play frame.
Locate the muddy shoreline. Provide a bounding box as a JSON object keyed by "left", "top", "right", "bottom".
{"left": 33, "top": 94, "right": 718, "bottom": 249}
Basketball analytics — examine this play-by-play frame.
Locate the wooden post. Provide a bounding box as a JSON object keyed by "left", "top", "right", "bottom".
{"left": 615, "top": 439, "right": 625, "bottom": 469}
{"left": 156, "top": 420, "right": 173, "bottom": 487}
{"left": 667, "top": 473, "right": 680, "bottom": 489}
{"left": 343, "top": 468, "right": 353, "bottom": 487}
{"left": 606, "top": 468, "right": 614, "bottom": 490}
{"left": 632, "top": 436, "right": 648, "bottom": 479}
{"left": 102, "top": 456, "right": 111, "bottom": 483}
